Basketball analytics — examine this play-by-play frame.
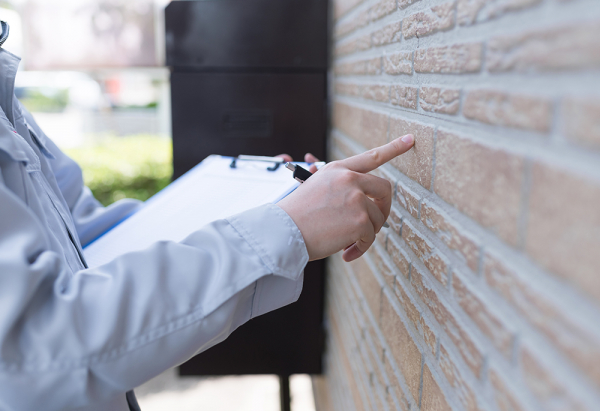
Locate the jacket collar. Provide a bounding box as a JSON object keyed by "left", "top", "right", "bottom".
{"left": 0, "top": 48, "right": 20, "bottom": 127}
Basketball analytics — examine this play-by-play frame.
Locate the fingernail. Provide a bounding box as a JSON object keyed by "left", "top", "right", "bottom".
{"left": 401, "top": 134, "right": 414, "bottom": 144}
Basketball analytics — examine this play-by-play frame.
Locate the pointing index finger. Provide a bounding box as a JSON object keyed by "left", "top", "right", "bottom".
{"left": 341, "top": 134, "right": 414, "bottom": 174}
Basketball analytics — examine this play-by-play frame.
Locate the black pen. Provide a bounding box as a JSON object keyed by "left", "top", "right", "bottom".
{"left": 284, "top": 162, "right": 313, "bottom": 183}
{"left": 284, "top": 162, "right": 390, "bottom": 228}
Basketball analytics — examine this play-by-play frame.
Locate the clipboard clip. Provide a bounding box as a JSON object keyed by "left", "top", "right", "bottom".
{"left": 229, "top": 155, "right": 285, "bottom": 171}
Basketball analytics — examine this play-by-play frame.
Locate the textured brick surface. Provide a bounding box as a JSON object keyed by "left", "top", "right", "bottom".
{"left": 526, "top": 162, "right": 600, "bottom": 302}
{"left": 415, "top": 43, "right": 483, "bottom": 73}
{"left": 457, "top": 0, "right": 542, "bottom": 26}
{"left": 434, "top": 130, "right": 524, "bottom": 245}
{"left": 334, "top": 102, "right": 388, "bottom": 149}
{"left": 402, "top": 1, "right": 455, "bottom": 39}
{"left": 521, "top": 348, "right": 585, "bottom": 411}
{"left": 386, "top": 233, "right": 411, "bottom": 278}
{"left": 453, "top": 272, "right": 514, "bottom": 357}
{"left": 389, "top": 117, "right": 435, "bottom": 189}
{"left": 485, "top": 252, "right": 600, "bottom": 387}
{"left": 489, "top": 369, "right": 525, "bottom": 411}
{"left": 390, "top": 85, "right": 418, "bottom": 109}
{"left": 383, "top": 51, "right": 413, "bottom": 75}
{"left": 420, "top": 199, "right": 480, "bottom": 272}
{"left": 323, "top": 1, "right": 600, "bottom": 410}
{"left": 380, "top": 292, "right": 423, "bottom": 402}
{"left": 562, "top": 97, "right": 600, "bottom": 148}
{"left": 402, "top": 221, "right": 450, "bottom": 287}
{"left": 463, "top": 89, "right": 552, "bottom": 132}
{"left": 411, "top": 264, "right": 485, "bottom": 376}
{"left": 335, "top": 57, "right": 382, "bottom": 75}
{"left": 420, "top": 86, "right": 461, "bottom": 114}
{"left": 361, "top": 84, "right": 390, "bottom": 102}
{"left": 439, "top": 344, "right": 482, "bottom": 411}
{"left": 421, "top": 364, "right": 452, "bottom": 411}
{"left": 487, "top": 22, "right": 600, "bottom": 72}
{"left": 370, "top": 0, "right": 397, "bottom": 21}
{"left": 372, "top": 21, "right": 402, "bottom": 47}
{"left": 396, "top": 180, "right": 421, "bottom": 218}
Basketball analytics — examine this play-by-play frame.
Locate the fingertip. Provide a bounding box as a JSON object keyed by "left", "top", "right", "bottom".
{"left": 400, "top": 134, "right": 414, "bottom": 145}
{"left": 305, "top": 153, "right": 320, "bottom": 163}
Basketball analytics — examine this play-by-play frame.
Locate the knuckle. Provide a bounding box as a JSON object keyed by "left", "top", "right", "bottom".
{"left": 367, "top": 149, "right": 381, "bottom": 163}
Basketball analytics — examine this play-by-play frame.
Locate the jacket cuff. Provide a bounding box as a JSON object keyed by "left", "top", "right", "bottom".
{"left": 226, "top": 203, "right": 309, "bottom": 281}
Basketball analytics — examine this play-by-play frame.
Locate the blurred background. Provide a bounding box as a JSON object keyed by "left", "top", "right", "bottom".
{"left": 1, "top": 0, "right": 172, "bottom": 206}
{"left": 0, "top": 1, "right": 317, "bottom": 409}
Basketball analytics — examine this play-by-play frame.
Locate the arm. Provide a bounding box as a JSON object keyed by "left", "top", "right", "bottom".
{"left": 0, "top": 171, "right": 307, "bottom": 410}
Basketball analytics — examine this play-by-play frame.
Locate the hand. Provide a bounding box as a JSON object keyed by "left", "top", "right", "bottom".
{"left": 278, "top": 134, "right": 414, "bottom": 262}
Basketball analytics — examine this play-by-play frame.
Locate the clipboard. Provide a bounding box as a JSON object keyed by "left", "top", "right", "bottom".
{"left": 83, "top": 155, "right": 318, "bottom": 268}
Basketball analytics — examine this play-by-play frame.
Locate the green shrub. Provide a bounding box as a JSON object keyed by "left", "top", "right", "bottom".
{"left": 65, "top": 135, "right": 173, "bottom": 207}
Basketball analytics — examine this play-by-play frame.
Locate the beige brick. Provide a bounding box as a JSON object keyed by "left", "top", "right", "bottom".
{"left": 380, "top": 292, "right": 423, "bottom": 402}
{"left": 335, "top": 0, "right": 368, "bottom": 20}
{"left": 367, "top": 246, "right": 395, "bottom": 288}
{"left": 453, "top": 272, "right": 514, "bottom": 357}
{"left": 398, "top": 0, "right": 420, "bottom": 9}
{"left": 335, "top": 39, "right": 357, "bottom": 57}
{"left": 371, "top": 0, "right": 397, "bottom": 21}
{"left": 335, "top": 81, "right": 361, "bottom": 97}
{"left": 521, "top": 347, "right": 586, "bottom": 411}
{"left": 372, "top": 21, "right": 402, "bottom": 46}
{"left": 420, "top": 316, "right": 437, "bottom": 357}
{"left": 383, "top": 51, "right": 413, "bottom": 75}
{"left": 335, "top": 8, "right": 370, "bottom": 38}
{"left": 393, "top": 283, "right": 421, "bottom": 333}
{"left": 396, "top": 180, "right": 421, "bottom": 218}
{"left": 357, "top": 33, "right": 372, "bottom": 52}
{"left": 433, "top": 130, "right": 525, "bottom": 245}
{"left": 457, "top": 0, "right": 541, "bottom": 26}
{"left": 420, "top": 86, "right": 461, "bottom": 115}
{"left": 389, "top": 117, "right": 435, "bottom": 189}
{"left": 402, "top": 221, "right": 450, "bottom": 287}
{"left": 391, "top": 85, "right": 418, "bottom": 109}
{"left": 485, "top": 252, "right": 600, "bottom": 388}
{"left": 439, "top": 344, "right": 483, "bottom": 411}
{"left": 362, "top": 84, "right": 390, "bottom": 102}
{"left": 421, "top": 364, "right": 452, "bottom": 411}
{"left": 388, "top": 206, "right": 403, "bottom": 236}
{"left": 411, "top": 264, "right": 485, "bottom": 376}
{"left": 562, "top": 97, "right": 600, "bottom": 149}
{"left": 415, "top": 43, "right": 483, "bottom": 73}
{"left": 487, "top": 22, "right": 600, "bottom": 72}
{"left": 333, "top": 102, "right": 388, "bottom": 149}
{"left": 331, "top": 133, "right": 357, "bottom": 159}
{"left": 526, "top": 162, "right": 600, "bottom": 302}
{"left": 489, "top": 369, "right": 526, "bottom": 411}
{"left": 383, "top": 352, "right": 411, "bottom": 411}
{"left": 335, "top": 57, "right": 382, "bottom": 75}
{"left": 351, "top": 256, "right": 383, "bottom": 319}
{"left": 420, "top": 200, "right": 480, "bottom": 272}
{"left": 402, "top": 1, "right": 455, "bottom": 39}
{"left": 463, "top": 89, "right": 552, "bottom": 132}
{"left": 386, "top": 233, "right": 411, "bottom": 278}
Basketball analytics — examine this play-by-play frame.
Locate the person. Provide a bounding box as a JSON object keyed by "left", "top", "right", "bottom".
{"left": 0, "top": 24, "right": 415, "bottom": 411}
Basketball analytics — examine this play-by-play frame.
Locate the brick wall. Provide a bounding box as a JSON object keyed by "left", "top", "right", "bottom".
{"left": 314, "top": 0, "right": 600, "bottom": 410}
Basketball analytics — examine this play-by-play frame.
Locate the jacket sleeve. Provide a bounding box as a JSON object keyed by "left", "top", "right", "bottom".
{"left": 20, "top": 106, "right": 142, "bottom": 246}
{"left": 0, "top": 167, "right": 309, "bottom": 411}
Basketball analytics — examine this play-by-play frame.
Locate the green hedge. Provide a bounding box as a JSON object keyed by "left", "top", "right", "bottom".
{"left": 65, "top": 136, "right": 173, "bottom": 207}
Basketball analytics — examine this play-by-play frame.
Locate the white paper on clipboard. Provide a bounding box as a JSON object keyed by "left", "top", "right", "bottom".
{"left": 83, "top": 155, "right": 306, "bottom": 268}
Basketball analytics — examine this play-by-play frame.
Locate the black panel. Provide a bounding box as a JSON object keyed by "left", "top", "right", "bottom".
{"left": 165, "top": 0, "right": 328, "bottom": 70}
{"left": 171, "top": 72, "right": 327, "bottom": 179}
{"left": 179, "top": 261, "right": 326, "bottom": 376}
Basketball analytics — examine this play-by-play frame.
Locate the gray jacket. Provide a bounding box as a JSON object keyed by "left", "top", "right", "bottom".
{"left": 0, "top": 48, "right": 308, "bottom": 410}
